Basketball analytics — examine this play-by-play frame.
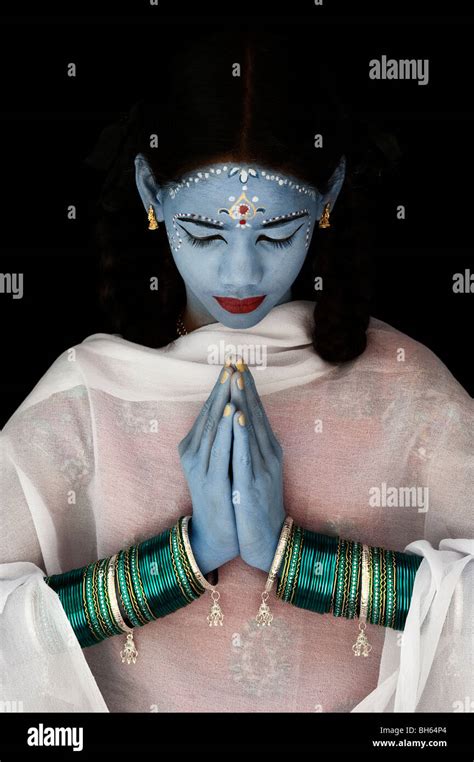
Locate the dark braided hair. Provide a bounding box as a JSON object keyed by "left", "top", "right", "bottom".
{"left": 85, "top": 27, "right": 400, "bottom": 362}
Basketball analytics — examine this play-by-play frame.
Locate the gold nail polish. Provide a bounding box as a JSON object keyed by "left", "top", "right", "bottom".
{"left": 220, "top": 370, "right": 230, "bottom": 384}
{"left": 235, "top": 359, "right": 247, "bottom": 372}
{"left": 224, "top": 356, "right": 234, "bottom": 367}
{"left": 237, "top": 374, "right": 245, "bottom": 390}
{"left": 238, "top": 413, "right": 246, "bottom": 426}
{"left": 223, "top": 404, "right": 231, "bottom": 417}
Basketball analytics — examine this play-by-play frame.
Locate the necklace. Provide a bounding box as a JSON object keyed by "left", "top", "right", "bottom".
{"left": 176, "top": 312, "right": 188, "bottom": 337}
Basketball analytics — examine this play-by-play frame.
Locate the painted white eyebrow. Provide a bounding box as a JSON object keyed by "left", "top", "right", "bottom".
{"left": 175, "top": 213, "right": 224, "bottom": 229}
{"left": 174, "top": 209, "right": 310, "bottom": 231}
{"left": 261, "top": 210, "right": 309, "bottom": 228}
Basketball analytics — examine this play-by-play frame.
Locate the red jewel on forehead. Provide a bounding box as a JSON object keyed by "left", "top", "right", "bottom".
{"left": 218, "top": 192, "right": 266, "bottom": 228}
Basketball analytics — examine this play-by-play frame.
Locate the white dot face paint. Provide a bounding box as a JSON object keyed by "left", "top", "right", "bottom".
{"left": 162, "top": 163, "right": 322, "bottom": 328}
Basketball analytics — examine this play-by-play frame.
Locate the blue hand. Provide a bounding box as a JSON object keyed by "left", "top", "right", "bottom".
{"left": 178, "top": 365, "right": 240, "bottom": 575}
{"left": 230, "top": 365, "right": 286, "bottom": 573}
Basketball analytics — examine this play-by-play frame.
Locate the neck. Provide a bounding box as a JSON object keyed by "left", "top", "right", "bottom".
{"left": 182, "top": 287, "right": 215, "bottom": 333}
{"left": 182, "top": 286, "right": 293, "bottom": 333}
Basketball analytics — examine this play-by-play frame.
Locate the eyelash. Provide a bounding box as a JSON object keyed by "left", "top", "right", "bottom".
{"left": 180, "top": 226, "right": 302, "bottom": 249}
{"left": 259, "top": 234, "right": 294, "bottom": 249}
{"left": 182, "top": 230, "right": 225, "bottom": 248}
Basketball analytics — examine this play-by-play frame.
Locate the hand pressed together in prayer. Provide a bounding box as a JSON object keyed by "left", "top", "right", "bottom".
{"left": 178, "top": 361, "right": 285, "bottom": 575}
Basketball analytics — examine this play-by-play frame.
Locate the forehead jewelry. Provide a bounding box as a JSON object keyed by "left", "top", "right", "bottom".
{"left": 218, "top": 191, "right": 266, "bottom": 229}
{"left": 168, "top": 164, "right": 318, "bottom": 201}
{"left": 166, "top": 165, "right": 320, "bottom": 246}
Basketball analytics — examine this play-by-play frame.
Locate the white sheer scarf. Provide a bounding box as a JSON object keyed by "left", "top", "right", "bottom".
{"left": 1, "top": 300, "right": 472, "bottom": 712}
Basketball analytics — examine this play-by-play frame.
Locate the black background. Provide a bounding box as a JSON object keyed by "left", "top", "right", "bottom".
{"left": 0, "top": 1, "right": 473, "bottom": 428}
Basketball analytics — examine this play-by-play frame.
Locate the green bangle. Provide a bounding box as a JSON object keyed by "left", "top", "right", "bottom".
{"left": 341, "top": 539, "right": 353, "bottom": 618}
{"left": 116, "top": 549, "right": 144, "bottom": 628}
{"left": 170, "top": 523, "right": 197, "bottom": 604}
{"left": 84, "top": 562, "right": 107, "bottom": 641}
{"left": 268, "top": 523, "right": 422, "bottom": 636}
{"left": 284, "top": 525, "right": 303, "bottom": 602}
{"left": 292, "top": 528, "right": 316, "bottom": 610}
{"left": 93, "top": 559, "right": 117, "bottom": 638}
{"left": 128, "top": 544, "right": 156, "bottom": 623}
{"left": 346, "top": 540, "right": 361, "bottom": 620}
{"left": 370, "top": 546, "right": 381, "bottom": 625}
{"left": 158, "top": 528, "right": 188, "bottom": 613}
{"left": 295, "top": 532, "right": 338, "bottom": 614}
{"left": 333, "top": 538, "right": 347, "bottom": 617}
{"left": 82, "top": 565, "right": 102, "bottom": 643}
{"left": 384, "top": 550, "right": 395, "bottom": 628}
{"left": 138, "top": 534, "right": 174, "bottom": 617}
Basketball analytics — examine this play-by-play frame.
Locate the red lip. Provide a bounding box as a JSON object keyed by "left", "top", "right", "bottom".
{"left": 214, "top": 295, "right": 266, "bottom": 313}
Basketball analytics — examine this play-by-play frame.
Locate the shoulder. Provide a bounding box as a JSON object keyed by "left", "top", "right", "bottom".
{"left": 2, "top": 339, "right": 96, "bottom": 445}
{"left": 362, "top": 316, "right": 471, "bottom": 408}
{"left": 2, "top": 340, "right": 96, "bottom": 491}
{"left": 6, "top": 344, "right": 89, "bottom": 422}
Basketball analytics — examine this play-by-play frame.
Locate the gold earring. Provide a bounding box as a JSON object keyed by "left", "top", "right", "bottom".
{"left": 148, "top": 205, "right": 159, "bottom": 230}
{"left": 318, "top": 202, "right": 331, "bottom": 229}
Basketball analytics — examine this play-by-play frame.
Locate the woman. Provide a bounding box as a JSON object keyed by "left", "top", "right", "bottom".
{"left": 0, "top": 27, "right": 472, "bottom": 713}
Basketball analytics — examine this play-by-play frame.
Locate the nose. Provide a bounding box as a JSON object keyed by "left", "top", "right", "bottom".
{"left": 217, "top": 234, "right": 264, "bottom": 293}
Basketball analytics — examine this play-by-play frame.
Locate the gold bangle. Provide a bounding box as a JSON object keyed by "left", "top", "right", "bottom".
{"left": 266, "top": 516, "right": 294, "bottom": 594}
{"left": 352, "top": 544, "right": 373, "bottom": 658}
{"left": 107, "top": 554, "right": 133, "bottom": 634}
{"left": 180, "top": 516, "right": 216, "bottom": 592}
{"left": 255, "top": 516, "right": 294, "bottom": 626}
{"left": 92, "top": 559, "right": 112, "bottom": 638}
{"left": 179, "top": 516, "right": 224, "bottom": 626}
{"left": 168, "top": 529, "right": 193, "bottom": 604}
{"left": 176, "top": 519, "right": 205, "bottom": 597}
{"left": 367, "top": 545, "right": 373, "bottom": 623}
{"left": 276, "top": 522, "right": 295, "bottom": 599}
{"left": 359, "top": 544, "right": 370, "bottom": 622}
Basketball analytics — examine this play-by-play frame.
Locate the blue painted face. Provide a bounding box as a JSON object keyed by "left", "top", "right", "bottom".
{"left": 135, "top": 158, "right": 345, "bottom": 328}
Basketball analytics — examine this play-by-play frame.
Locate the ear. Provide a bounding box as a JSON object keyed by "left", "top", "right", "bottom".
{"left": 321, "top": 154, "right": 346, "bottom": 214}
{"left": 134, "top": 152, "right": 165, "bottom": 222}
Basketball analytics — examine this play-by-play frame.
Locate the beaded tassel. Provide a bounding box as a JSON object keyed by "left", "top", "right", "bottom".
{"left": 120, "top": 632, "right": 138, "bottom": 664}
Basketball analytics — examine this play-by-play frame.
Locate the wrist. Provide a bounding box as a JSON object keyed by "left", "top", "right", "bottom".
{"left": 188, "top": 520, "right": 236, "bottom": 575}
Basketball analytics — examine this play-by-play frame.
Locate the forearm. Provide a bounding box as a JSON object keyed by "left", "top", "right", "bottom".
{"left": 275, "top": 522, "right": 422, "bottom": 633}
{"left": 43, "top": 516, "right": 207, "bottom": 653}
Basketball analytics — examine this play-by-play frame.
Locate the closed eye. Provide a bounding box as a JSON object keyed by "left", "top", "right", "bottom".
{"left": 257, "top": 223, "right": 304, "bottom": 248}
{"left": 178, "top": 224, "right": 227, "bottom": 248}
{"left": 177, "top": 222, "right": 304, "bottom": 249}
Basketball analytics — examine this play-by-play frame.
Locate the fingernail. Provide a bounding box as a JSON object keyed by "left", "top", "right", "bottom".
{"left": 238, "top": 412, "right": 246, "bottom": 426}
{"left": 224, "top": 356, "right": 234, "bottom": 367}
{"left": 220, "top": 370, "right": 230, "bottom": 384}
{"left": 235, "top": 359, "right": 247, "bottom": 372}
{"left": 223, "top": 404, "right": 232, "bottom": 417}
{"left": 236, "top": 374, "right": 245, "bottom": 390}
